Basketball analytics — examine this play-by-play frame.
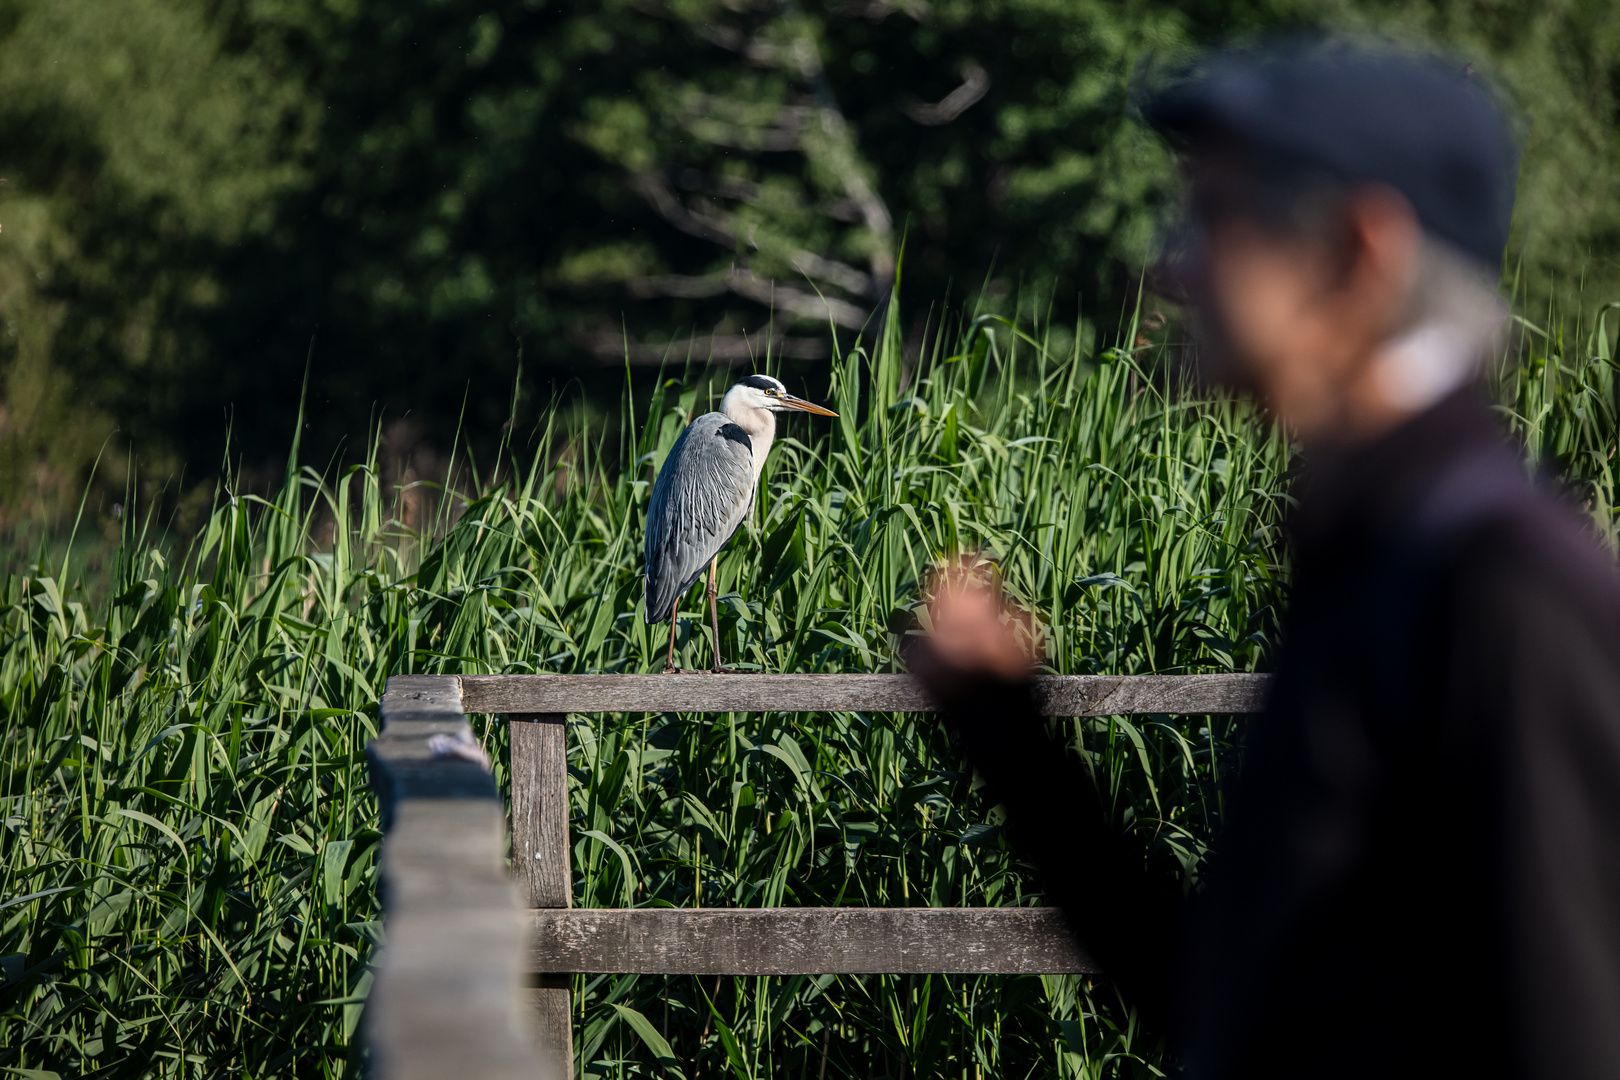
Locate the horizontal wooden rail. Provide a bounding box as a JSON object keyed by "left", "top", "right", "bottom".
{"left": 460, "top": 672, "right": 1270, "bottom": 716}
{"left": 530, "top": 907, "right": 1095, "bottom": 975}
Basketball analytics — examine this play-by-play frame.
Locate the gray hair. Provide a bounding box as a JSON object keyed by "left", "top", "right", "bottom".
{"left": 1371, "top": 237, "right": 1508, "bottom": 411}
{"left": 1404, "top": 236, "right": 1508, "bottom": 348}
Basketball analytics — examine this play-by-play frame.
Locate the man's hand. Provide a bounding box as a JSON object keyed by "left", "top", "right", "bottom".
{"left": 908, "top": 558, "right": 1039, "bottom": 702}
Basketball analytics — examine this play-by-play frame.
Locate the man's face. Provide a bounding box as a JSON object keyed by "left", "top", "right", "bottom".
{"left": 1200, "top": 217, "right": 1363, "bottom": 433}
{"left": 1177, "top": 159, "right": 1423, "bottom": 441}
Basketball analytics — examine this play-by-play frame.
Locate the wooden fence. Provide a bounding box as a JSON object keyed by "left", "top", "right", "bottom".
{"left": 365, "top": 672, "right": 1271, "bottom": 1079}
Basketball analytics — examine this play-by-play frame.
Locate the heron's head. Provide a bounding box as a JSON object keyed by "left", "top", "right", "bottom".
{"left": 725, "top": 375, "right": 838, "bottom": 418}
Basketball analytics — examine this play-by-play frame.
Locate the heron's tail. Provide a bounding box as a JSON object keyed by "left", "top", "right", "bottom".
{"left": 644, "top": 564, "right": 707, "bottom": 624}
{"left": 643, "top": 571, "right": 680, "bottom": 624}
{"left": 644, "top": 574, "right": 676, "bottom": 624}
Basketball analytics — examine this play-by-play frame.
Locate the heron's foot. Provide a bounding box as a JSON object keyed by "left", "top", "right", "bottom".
{"left": 660, "top": 665, "right": 691, "bottom": 674}
{"left": 709, "top": 664, "right": 739, "bottom": 675}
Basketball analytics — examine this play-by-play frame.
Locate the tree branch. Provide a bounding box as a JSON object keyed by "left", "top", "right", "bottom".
{"left": 629, "top": 267, "right": 870, "bottom": 328}
{"left": 631, "top": 173, "right": 737, "bottom": 249}
{"left": 722, "top": 268, "right": 869, "bottom": 327}
{"left": 571, "top": 326, "right": 830, "bottom": 366}
{"left": 902, "top": 64, "right": 990, "bottom": 126}
{"left": 789, "top": 250, "right": 873, "bottom": 297}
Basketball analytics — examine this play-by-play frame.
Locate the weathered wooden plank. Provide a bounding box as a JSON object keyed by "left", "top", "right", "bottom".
{"left": 531, "top": 975, "right": 572, "bottom": 1073}
{"left": 368, "top": 801, "right": 548, "bottom": 1080}
{"left": 510, "top": 715, "right": 574, "bottom": 1078}
{"left": 1039, "top": 673, "right": 1266, "bottom": 716}
{"left": 370, "top": 680, "right": 493, "bottom": 826}
{"left": 382, "top": 673, "right": 465, "bottom": 715}
{"left": 460, "top": 672, "right": 1270, "bottom": 715}
{"left": 530, "top": 907, "right": 1095, "bottom": 975}
{"left": 510, "top": 716, "right": 572, "bottom": 908}
{"left": 369, "top": 677, "right": 558, "bottom": 1080}
{"left": 368, "top": 681, "right": 496, "bottom": 825}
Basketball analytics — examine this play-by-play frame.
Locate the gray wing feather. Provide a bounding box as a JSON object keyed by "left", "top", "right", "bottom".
{"left": 644, "top": 412, "right": 757, "bottom": 622}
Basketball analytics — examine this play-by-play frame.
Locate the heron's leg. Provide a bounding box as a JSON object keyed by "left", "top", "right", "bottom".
{"left": 707, "top": 556, "right": 725, "bottom": 673}
{"left": 664, "top": 614, "right": 678, "bottom": 674}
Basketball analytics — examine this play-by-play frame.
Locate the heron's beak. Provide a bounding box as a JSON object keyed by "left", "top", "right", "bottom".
{"left": 777, "top": 394, "right": 838, "bottom": 417}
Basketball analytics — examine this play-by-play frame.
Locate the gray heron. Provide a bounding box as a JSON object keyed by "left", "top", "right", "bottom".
{"left": 644, "top": 374, "right": 837, "bottom": 672}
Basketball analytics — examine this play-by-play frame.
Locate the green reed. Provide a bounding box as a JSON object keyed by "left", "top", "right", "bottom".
{"left": 2, "top": 290, "right": 1614, "bottom": 1079}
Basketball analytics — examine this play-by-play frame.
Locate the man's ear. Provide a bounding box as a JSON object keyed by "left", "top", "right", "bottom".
{"left": 1342, "top": 184, "right": 1423, "bottom": 327}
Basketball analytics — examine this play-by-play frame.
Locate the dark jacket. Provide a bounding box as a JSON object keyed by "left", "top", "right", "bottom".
{"left": 940, "top": 390, "right": 1620, "bottom": 1079}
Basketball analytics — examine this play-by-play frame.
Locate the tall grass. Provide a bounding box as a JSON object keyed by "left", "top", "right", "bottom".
{"left": 2, "top": 293, "right": 1615, "bottom": 1079}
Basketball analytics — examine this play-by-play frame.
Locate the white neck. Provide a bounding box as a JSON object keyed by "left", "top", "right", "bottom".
{"left": 720, "top": 388, "right": 776, "bottom": 486}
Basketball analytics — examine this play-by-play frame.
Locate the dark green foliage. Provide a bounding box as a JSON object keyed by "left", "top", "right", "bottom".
{"left": 0, "top": 477, "right": 392, "bottom": 1075}
{"left": 2, "top": 0, "right": 1619, "bottom": 517}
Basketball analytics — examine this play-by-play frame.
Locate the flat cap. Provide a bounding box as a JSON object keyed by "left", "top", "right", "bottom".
{"left": 1141, "top": 41, "right": 1521, "bottom": 267}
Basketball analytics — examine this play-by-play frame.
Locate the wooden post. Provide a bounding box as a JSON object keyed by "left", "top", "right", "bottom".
{"left": 511, "top": 714, "right": 572, "bottom": 1078}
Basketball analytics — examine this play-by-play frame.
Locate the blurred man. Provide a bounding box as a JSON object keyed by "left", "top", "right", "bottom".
{"left": 914, "top": 41, "right": 1620, "bottom": 1079}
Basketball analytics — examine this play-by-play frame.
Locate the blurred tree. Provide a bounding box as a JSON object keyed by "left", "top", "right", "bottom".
{"left": 0, "top": 0, "right": 308, "bottom": 518}
{"left": 0, "top": 0, "right": 1616, "bottom": 518}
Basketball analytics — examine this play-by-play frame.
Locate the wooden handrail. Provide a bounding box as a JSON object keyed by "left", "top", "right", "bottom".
{"left": 459, "top": 671, "right": 1271, "bottom": 716}
{"left": 365, "top": 677, "right": 557, "bottom": 1080}
{"left": 368, "top": 671, "right": 1269, "bottom": 1078}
